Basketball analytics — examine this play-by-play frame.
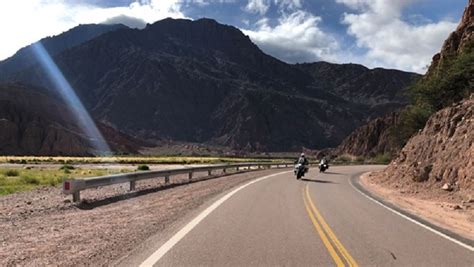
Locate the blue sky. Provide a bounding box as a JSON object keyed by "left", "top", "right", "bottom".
{"left": 0, "top": 0, "right": 468, "bottom": 73}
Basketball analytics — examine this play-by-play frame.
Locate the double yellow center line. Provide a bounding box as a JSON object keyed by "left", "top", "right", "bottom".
{"left": 303, "top": 184, "right": 358, "bottom": 267}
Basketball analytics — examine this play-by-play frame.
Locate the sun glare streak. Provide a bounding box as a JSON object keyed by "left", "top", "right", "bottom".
{"left": 31, "top": 42, "right": 111, "bottom": 155}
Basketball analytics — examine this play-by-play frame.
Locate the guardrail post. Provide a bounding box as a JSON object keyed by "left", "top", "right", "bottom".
{"left": 223, "top": 168, "right": 226, "bottom": 174}
{"left": 236, "top": 166, "right": 239, "bottom": 171}
{"left": 165, "top": 176, "right": 170, "bottom": 184}
{"left": 130, "top": 181, "right": 136, "bottom": 191}
{"left": 188, "top": 172, "right": 193, "bottom": 181}
{"left": 73, "top": 191, "right": 80, "bottom": 202}
{"left": 208, "top": 170, "right": 212, "bottom": 176}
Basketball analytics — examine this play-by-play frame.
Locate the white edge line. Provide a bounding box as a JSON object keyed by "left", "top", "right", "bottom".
{"left": 140, "top": 171, "right": 291, "bottom": 267}
{"left": 350, "top": 175, "right": 474, "bottom": 252}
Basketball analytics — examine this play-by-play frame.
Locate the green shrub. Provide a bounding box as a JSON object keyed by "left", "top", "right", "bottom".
{"left": 60, "top": 164, "right": 75, "bottom": 171}
{"left": 21, "top": 175, "right": 40, "bottom": 185}
{"left": 354, "top": 156, "right": 365, "bottom": 163}
{"left": 137, "top": 165, "right": 150, "bottom": 171}
{"left": 389, "top": 42, "right": 474, "bottom": 147}
{"left": 371, "top": 153, "right": 392, "bottom": 164}
{"left": 334, "top": 156, "right": 350, "bottom": 163}
{"left": 49, "top": 177, "right": 64, "bottom": 187}
{"left": 5, "top": 170, "right": 19, "bottom": 177}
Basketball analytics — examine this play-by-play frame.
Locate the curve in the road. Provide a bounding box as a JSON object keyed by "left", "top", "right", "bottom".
{"left": 136, "top": 166, "right": 474, "bottom": 266}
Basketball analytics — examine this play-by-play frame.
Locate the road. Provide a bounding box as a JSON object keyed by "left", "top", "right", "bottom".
{"left": 134, "top": 165, "right": 474, "bottom": 266}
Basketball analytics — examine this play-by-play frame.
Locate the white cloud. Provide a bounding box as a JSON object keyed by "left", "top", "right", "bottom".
{"left": 336, "top": 0, "right": 458, "bottom": 73}
{"left": 243, "top": 10, "right": 340, "bottom": 63}
{"left": 0, "top": 0, "right": 187, "bottom": 60}
{"left": 245, "top": 0, "right": 271, "bottom": 15}
{"left": 245, "top": 0, "right": 303, "bottom": 15}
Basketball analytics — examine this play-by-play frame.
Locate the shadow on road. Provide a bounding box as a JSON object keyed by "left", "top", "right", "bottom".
{"left": 300, "top": 178, "right": 338, "bottom": 184}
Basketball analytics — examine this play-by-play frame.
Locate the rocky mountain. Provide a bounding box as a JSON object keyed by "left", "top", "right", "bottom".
{"left": 427, "top": 0, "right": 474, "bottom": 77}
{"left": 333, "top": 112, "right": 400, "bottom": 158}
{"left": 0, "top": 24, "right": 127, "bottom": 79}
{"left": 0, "top": 18, "right": 417, "bottom": 154}
{"left": 0, "top": 83, "right": 142, "bottom": 155}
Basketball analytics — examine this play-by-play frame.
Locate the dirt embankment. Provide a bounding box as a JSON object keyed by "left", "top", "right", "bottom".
{"left": 0, "top": 168, "right": 283, "bottom": 266}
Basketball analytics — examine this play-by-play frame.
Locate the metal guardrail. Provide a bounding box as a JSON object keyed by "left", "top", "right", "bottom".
{"left": 62, "top": 162, "right": 292, "bottom": 202}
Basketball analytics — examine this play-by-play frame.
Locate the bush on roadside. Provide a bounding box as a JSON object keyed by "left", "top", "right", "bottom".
{"left": 5, "top": 169, "right": 19, "bottom": 177}
{"left": 60, "top": 164, "right": 75, "bottom": 171}
{"left": 354, "top": 156, "right": 365, "bottom": 164}
{"left": 370, "top": 153, "right": 392, "bottom": 164}
{"left": 20, "top": 175, "right": 40, "bottom": 185}
{"left": 335, "top": 156, "right": 351, "bottom": 163}
{"left": 137, "top": 165, "right": 150, "bottom": 171}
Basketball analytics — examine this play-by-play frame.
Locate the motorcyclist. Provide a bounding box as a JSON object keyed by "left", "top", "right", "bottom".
{"left": 320, "top": 155, "right": 328, "bottom": 165}
{"left": 319, "top": 155, "right": 329, "bottom": 172}
{"left": 297, "top": 153, "right": 309, "bottom": 174}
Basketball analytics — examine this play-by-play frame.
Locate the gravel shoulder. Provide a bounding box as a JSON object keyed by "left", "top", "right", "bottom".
{"left": 0, "top": 168, "right": 284, "bottom": 266}
{"left": 360, "top": 172, "right": 474, "bottom": 241}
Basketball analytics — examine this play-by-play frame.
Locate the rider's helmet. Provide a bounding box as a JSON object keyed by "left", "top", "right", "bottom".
{"left": 300, "top": 153, "right": 305, "bottom": 157}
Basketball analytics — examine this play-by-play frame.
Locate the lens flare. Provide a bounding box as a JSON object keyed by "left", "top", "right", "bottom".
{"left": 31, "top": 42, "right": 111, "bottom": 155}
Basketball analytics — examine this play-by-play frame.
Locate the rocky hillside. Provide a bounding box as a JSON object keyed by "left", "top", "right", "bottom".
{"left": 427, "top": 0, "right": 474, "bottom": 77}
{"left": 334, "top": 112, "right": 400, "bottom": 158}
{"left": 0, "top": 83, "right": 142, "bottom": 155}
{"left": 375, "top": 96, "right": 473, "bottom": 200}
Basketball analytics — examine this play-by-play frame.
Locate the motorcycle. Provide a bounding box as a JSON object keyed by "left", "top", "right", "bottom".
{"left": 319, "top": 162, "right": 329, "bottom": 173}
{"left": 294, "top": 163, "right": 306, "bottom": 179}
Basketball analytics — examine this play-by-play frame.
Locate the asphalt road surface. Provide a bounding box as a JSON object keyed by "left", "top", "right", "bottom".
{"left": 136, "top": 165, "right": 474, "bottom": 266}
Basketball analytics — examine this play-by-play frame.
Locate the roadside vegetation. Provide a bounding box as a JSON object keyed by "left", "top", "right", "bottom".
{"left": 0, "top": 167, "right": 131, "bottom": 196}
{"left": 0, "top": 156, "right": 286, "bottom": 165}
{"left": 390, "top": 43, "right": 474, "bottom": 148}
{"left": 332, "top": 153, "right": 392, "bottom": 165}
{"left": 136, "top": 164, "right": 150, "bottom": 171}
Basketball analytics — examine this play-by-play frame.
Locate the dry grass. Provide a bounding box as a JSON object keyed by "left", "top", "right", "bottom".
{"left": 0, "top": 167, "right": 131, "bottom": 196}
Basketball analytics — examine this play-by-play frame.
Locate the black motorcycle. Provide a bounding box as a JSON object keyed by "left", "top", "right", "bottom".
{"left": 294, "top": 163, "right": 306, "bottom": 179}
{"left": 319, "top": 162, "right": 329, "bottom": 173}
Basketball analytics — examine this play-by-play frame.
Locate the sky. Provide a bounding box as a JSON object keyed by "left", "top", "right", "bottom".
{"left": 0, "top": 0, "right": 468, "bottom": 74}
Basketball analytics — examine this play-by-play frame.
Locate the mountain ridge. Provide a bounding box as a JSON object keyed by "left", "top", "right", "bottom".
{"left": 0, "top": 18, "right": 417, "bottom": 154}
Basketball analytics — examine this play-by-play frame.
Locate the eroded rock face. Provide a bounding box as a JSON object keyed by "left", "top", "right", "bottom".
{"left": 0, "top": 83, "right": 142, "bottom": 155}
{"left": 382, "top": 96, "right": 473, "bottom": 196}
{"left": 334, "top": 112, "right": 400, "bottom": 157}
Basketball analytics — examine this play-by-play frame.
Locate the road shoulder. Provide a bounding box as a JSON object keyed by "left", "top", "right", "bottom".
{"left": 354, "top": 172, "right": 474, "bottom": 244}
